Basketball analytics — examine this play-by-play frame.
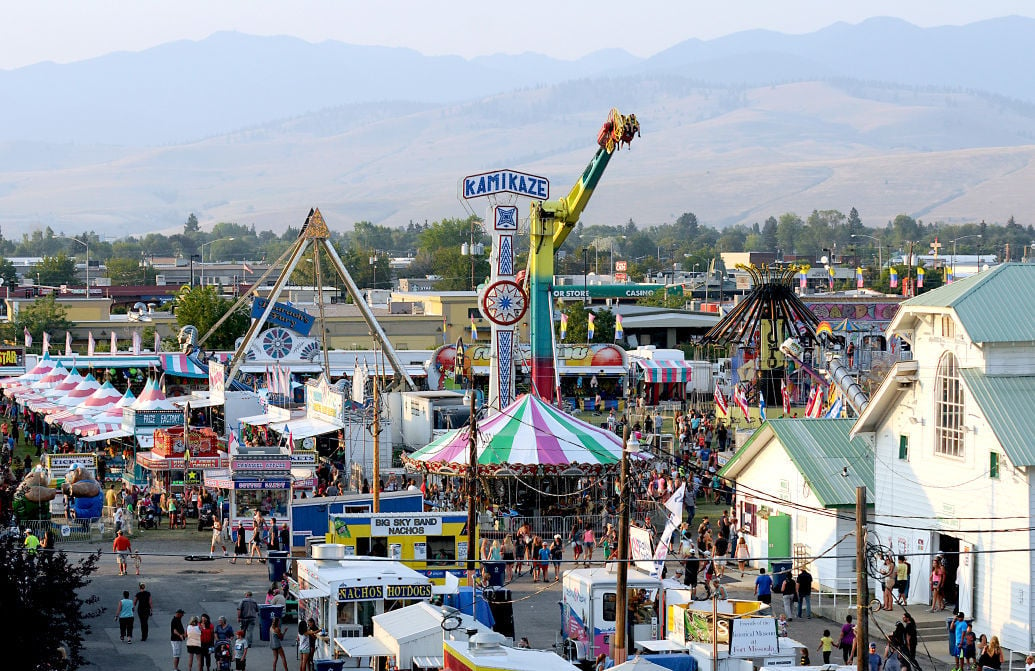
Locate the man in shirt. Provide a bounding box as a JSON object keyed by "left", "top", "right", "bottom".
{"left": 171, "top": 609, "right": 186, "bottom": 671}
{"left": 754, "top": 567, "right": 774, "bottom": 605}
{"left": 237, "top": 591, "right": 259, "bottom": 647}
{"left": 112, "top": 530, "right": 132, "bottom": 575}
{"left": 796, "top": 567, "right": 814, "bottom": 619}
{"left": 23, "top": 528, "right": 40, "bottom": 555}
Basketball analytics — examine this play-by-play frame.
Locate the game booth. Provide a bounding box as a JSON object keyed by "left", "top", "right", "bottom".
{"left": 203, "top": 439, "right": 294, "bottom": 535}
{"left": 134, "top": 425, "right": 229, "bottom": 493}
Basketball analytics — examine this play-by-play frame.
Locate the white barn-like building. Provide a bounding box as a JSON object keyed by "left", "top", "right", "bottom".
{"left": 852, "top": 263, "right": 1035, "bottom": 653}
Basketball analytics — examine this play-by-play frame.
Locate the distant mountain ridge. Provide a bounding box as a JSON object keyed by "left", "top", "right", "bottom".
{"left": 1, "top": 17, "right": 1035, "bottom": 236}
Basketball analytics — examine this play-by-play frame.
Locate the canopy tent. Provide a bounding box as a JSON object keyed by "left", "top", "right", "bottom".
{"left": 405, "top": 393, "right": 627, "bottom": 476}
{"left": 50, "top": 381, "right": 125, "bottom": 430}
{"left": 831, "top": 318, "right": 869, "bottom": 333}
{"left": 11, "top": 364, "right": 69, "bottom": 400}
{"left": 630, "top": 358, "right": 693, "bottom": 384}
{"left": 269, "top": 417, "right": 344, "bottom": 440}
{"left": 0, "top": 353, "right": 55, "bottom": 390}
{"left": 131, "top": 378, "right": 177, "bottom": 411}
{"left": 26, "top": 369, "right": 85, "bottom": 410}
{"left": 74, "top": 388, "right": 135, "bottom": 436}
{"left": 159, "top": 353, "right": 208, "bottom": 379}
{"left": 37, "top": 374, "right": 102, "bottom": 414}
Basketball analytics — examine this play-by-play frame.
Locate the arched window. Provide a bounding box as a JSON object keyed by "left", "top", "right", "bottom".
{"left": 935, "top": 352, "right": 964, "bottom": 457}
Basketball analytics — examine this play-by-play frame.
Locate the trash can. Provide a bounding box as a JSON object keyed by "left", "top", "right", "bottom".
{"left": 258, "top": 604, "right": 284, "bottom": 643}
{"left": 484, "top": 561, "right": 506, "bottom": 587}
{"left": 268, "top": 550, "right": 289, "bottom": 583}
{"left": 315, "top": 661, "right": 345, "bottom": 671}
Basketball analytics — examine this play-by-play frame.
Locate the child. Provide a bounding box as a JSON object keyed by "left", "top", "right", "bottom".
{"left": 233, "top": 629, "right": 249, "bottom": 670}
{"left": 818, "top": 629, "right": 834, "bottom": 664}
{"left": 962, "top": 624, "right": 977, "bottom": 670}
{"left": 131, "top": 552, "right": 142, "bottom": 576}
{"left": 778, "top": 614, "right": 788, "bottom": 638}
{"left": 536, "top": 544, "right": 551, "bottom": 583}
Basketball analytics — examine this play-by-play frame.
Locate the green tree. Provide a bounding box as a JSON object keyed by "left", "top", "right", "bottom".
{"left": 559, "top": 302, "right": 617, "bottom": 343}
{"left": 416, "top": 217, "right": 488, "bottom": 291}
{"left": 184, "top": 212, "right": 200, "bottom": 234}
{"left": 0, "top": 538, "right": 103, "bottom": 670}
{"left": 776, "top": 213, "right": 803, "bottom": 255}
{"left": 174, "top": 285, "right": 250, "bottom": 350}
{"left": 34, "top": 253, "right": 78, "bottom": 287}
{"left": 847, "top": 207, "right": 864, "bottom": 236}
{"left": 105, "top": 257, "right": 149, "bottom": 285}
{"left": 761, "top": 217, "right": 779, "bottom": 252}
{"left": 636, "top": 287, "right": 687, "bottom": 309}
{"left": 4, "top": 293, "right": 74, "bottom": 347}
{"left": 0, "top": 257, "right": 18, "bottom": 289}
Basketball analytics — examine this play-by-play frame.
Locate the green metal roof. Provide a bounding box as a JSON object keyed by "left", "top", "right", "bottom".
{"left": 720, "top": 419, "right": 873, "bottom": 507}
{"left": 903, "top": 263, "right": 1035, "bottom": 343}
{"left": 959, "top": 369, "right": 1035, "bottom": 467}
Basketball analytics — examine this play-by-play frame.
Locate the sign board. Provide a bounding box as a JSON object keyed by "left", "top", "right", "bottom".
{"left": 291, "top": 450, "right": 318, "bottom": 466}
{"left": 462, "top": 169, "right": 549, "bottom": 200}
{"left": 235, "top": 479, "right": 290, "bottom": 490}
{"left": 615, "top": 261, "right": 628, "bottom": 272}
{"left": 371, "top": 516, "right": 444, "bottom": 537}
{"left": 209, "top": 361, "right": 226, "bottom": 405}
{"left": 338, "top": 585, "right": 383, "bottom": 602}
{"left": 552, "top": 284, "right": 682, "bottom": 300}
{"left": 629, "top": 525, "right": 656, "bottom": 573}
{"left": 385, "top": 583, "right": 432, "bottom": 599}
{"left": 250, "top": 297, "right": 315, "bottom": 336}
{"left": 728, "top": 617, "right": 779, "bottom": 657}
{"left": 306, "top": 376, "right": 346, "bottom": 424}
{"left": 46, "top": 453, "right": 99, "bottom": 474}
{"left": 231, "top": 457, "right": 292, "bottom": 471}
{"left": 614, "top": 272, "right": 628, "bottom": 282}
{"left": 0, "top": 347, "right": 25, "bottom": 368}
{"left": 125, "top": 408, "right": 184, "bottom": 430}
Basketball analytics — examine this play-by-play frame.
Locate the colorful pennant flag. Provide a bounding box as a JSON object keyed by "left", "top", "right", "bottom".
{"left": 856, "top": 267, "right": 864, "bottom": 289}
{"left": 587, "top": 313, "right": 595, "bottom": 341}
{"left": 781, "top": 379, "right": 791, "bottom": 415}
{"left": 805, "top": 387, "right": 824, "bottom": 418}
{"left": 132, "top": 331, "right": 141, "bottom": 355}
{"left": 825, "top": 392, "right": 844, "bottom": 419}
{"left": 714, "top": 386, "right": 729, "bottom": 416}
{"left": 110, "top": 331, "right": 117, "bottom": 354}
{"left": 889, "top": 267, "right": 899, "bottom": 288}
{"left": 87, "top": 332, "right": 95, "bottom": 356}
{"left": 23, "top": 327, "right": 32, "bottom": 349}
{"left": 759, "top": 391, "right": 767, "bottom": 422}
{"left": 799, "top": 265, "right": 810, "bottom": 290}
{"left": 946, "top": 267, "right": 954, "bottom": 284}
{"left": 916, "top": 267, "right": 925, "bottom": 288}
{"left": 559, "top": 313, "right": 568, "bottom": 340}
{"left": 154, "top": 330, "right": 161, "bottom": 353}
{"left": 42, "top": 332, "right": 50, "bottom": 354}
{"left": 827, "top": 265, "right": 835, "bottom": 288}
{"left": 470, "top": 317, "right": 478, "bottom": 340}
{"left": 614, "top": 314, "right": 623, "bottom": 341}
{"left": 734, "top": 385, "right": 750, "bottom": 417}
{"left": 64, "top": 332, "right": 72, "bottom": 356}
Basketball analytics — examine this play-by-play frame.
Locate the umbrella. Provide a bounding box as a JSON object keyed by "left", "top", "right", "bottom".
{"left": 406, "top": 394, "right": 629, "bottom": 476}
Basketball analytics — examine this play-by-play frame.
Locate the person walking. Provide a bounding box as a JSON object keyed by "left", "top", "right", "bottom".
{"left": 796, "top": 566, "right": 813, "bottom": 619}
{"left": 171, "top": 609, "right": 186, "bottom": 671}
{"left": 133, "top": 582, "right": 153, "bottom": 641}
{"left": 837, "top": 615, "right": 856, "bottom": 664}
{"left": 231, "top": 525, "right": 246, "bottom": 564}
{"left": 113, "top": 529, "right": 132, "bottom": 575}
{"left": 270, "top": 616, "right": 288, "bottom": 671}
{"left": 210, "top": 516, "right": 227, "bottom": 557}
{"left": 116, "top": 590, "right": 135, "bottom": 644}
{"left": 780, "top": 571, "right": 797, "bottom": 621}
{"left": 818, "top": 629, "right": 834, "bottom": 664}
{"left": 297, "top": 621, "right": 312, "bottom": 671}
{"left": 754, "top": 567, "right": 773, "bottom": 605}
{"left": 236, "top": 591, "right": 259, "bottom": 647}
{"left": 582, "top": 525, "right": 596, "bottom": 565}
{"left": 735, "top": 536, "right": 749, "bottom": 576}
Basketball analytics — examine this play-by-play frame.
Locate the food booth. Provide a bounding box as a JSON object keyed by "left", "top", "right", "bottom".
{"left": 326, "top": 511, "right": 473, "bottom": 586}
{"left": 204, "top": 441, "right": 293, "bottom": 533}
{"left": 293, "top": 543, "right": 434, "bottom": 660}
{"left": 135, "top": 425, "right": 229, "bottom": 492}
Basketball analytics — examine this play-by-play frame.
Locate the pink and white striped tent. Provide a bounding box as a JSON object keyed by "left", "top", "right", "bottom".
{"left": 10, "top": 364, "right": 68, "bottom": 400}
{"left": 35, "top": 374, "right": 102, "bottom": 414}
{"left": 75, "top": 388, "right": 136, "bottom": 437}
{"left": 26, "top": 369, "right": 84, "bottom": 410}
{"left": 0, "top": 353, "right": 56, "bottom": 391}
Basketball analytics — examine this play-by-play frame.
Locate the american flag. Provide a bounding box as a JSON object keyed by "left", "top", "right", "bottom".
{"left": 242, "top": 261, "right": 254, "bottom": 275}
{"left": 714, "top": 385, "right": 729, "bottom": 416}
{"left": 734, "top": 385, "right": 750, "bottom": 417}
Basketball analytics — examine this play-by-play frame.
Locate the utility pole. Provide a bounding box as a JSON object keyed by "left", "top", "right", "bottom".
{"left": 465, "top": 356, "right": 478, "bottom": 615}
{"left": 856, "top": 486, "right": 869, "bottom": 671}
{"left": 613, "top": 419, "right": 631, "bottom": 665}
{"left": 371, "top": 372, "right": 380, "bottom": 512}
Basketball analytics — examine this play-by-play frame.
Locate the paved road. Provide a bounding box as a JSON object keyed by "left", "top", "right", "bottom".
{"left": 72, "top": 531, "right": 954, "bottom": 671}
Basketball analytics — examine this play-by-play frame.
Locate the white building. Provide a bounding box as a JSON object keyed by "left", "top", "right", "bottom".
{"left": 852, "top": 263, "right": 1035, "bottom": 653}
{"left": 719, "top": 419, "right": 872, "bottom": 592}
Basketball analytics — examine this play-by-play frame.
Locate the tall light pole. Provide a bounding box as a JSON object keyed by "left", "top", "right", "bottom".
{"left": 609, "top": 235, "right": 626, "bottom": 277}
{"left": 951, "top": 234, "right": 982, "bottom": 280}
{"left": 582, "top": 248, "right": 589, "bottom": 305}
{"left": 460, "top": 221, "right": 484, "bottom": 291}
{"left": 198, "top": 237, "right": 235, "bottom": 286}
{"left": 613, "top": 420, "right": 639, "bottom": 665}
{"left": 189, "top": 254, "right": 201, "bottom": 287}
{"left": 56, "top": 235, "right": 89, "bottom": 296}
{"left": 850, "top": 233, "right": 882, "bottom": 272}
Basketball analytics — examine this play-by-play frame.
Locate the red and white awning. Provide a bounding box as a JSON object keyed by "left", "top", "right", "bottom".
{"left": 632, "top": 358, "right": 693, "bottom": 384}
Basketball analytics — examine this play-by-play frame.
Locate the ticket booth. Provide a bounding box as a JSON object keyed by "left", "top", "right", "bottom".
{"left": 326, "top": 512, "right": 473, "bottom": 585}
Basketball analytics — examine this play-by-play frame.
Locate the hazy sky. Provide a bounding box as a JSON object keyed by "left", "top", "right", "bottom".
{"left": 2, "top": 0, "right": 1034, "bottom": 69}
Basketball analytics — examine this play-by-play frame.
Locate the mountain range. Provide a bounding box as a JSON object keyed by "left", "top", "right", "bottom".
{"left": 1, "top": 16, "right": 1034, "bottom": 237}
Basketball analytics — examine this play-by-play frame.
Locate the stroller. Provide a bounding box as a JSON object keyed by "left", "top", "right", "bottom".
{"left": 214, "top": 640, "right": 233, "bottom": 671}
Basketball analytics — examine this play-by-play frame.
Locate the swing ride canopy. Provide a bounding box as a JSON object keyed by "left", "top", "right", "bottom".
{"left": 404, "top": 393, "right": 629, "bottom": 476}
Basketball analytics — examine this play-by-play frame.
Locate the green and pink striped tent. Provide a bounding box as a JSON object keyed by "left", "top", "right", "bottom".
{"left": 404, "top": 393, "right": 627, "bottom": 475}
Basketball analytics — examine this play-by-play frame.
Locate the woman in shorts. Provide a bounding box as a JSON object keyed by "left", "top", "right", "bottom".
{"left": 270, "top": 616, "right": 287, "bottom": 671}
{"left": 185, "top": 616, "right": 203, "bottom": 671}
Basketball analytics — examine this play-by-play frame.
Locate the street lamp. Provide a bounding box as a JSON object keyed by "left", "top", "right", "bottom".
{"left": 609, "top": 235, "right": 627, "bottom": 277}
{"left": 189, "top": 254, "right": 201, "bottom": 287}
{"left": 56, "top": 235, "right": 89, "bottom": 297}
{"left": 198, "top": 237, "right": 235, "bottom": 286}
{"left": 950, "top": 234, "right": 982, "bottom": 280}
{"left": 369, "top": 251, "right": 379, "bottom": 290}
{"left": 460, "top": 221, "right": 485, "bottom": 291}
{"left": 850, "top": 233, "right": 883, "bottom": 271}
{"left": 582, "top": 248, "right": 590, "bottom": 305}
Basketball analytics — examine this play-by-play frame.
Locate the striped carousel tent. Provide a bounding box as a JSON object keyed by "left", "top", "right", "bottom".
{"left": 0, "top": 353, "right": 56, "bottom": 390}
{"left": 10, "top": 364, "right": 69, "bottom": 400}
{"left": 75, "top": 388, "right": 136, "bottom": 437}
{"left": 404, "top": 393, "right": 628, "bottom": 476}
{"left": 35, "top": 374, "right": 102, "bottom": 414}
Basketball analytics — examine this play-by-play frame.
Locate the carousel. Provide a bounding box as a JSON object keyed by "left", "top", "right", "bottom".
{"left": 403, "top": 393, "right": 635, "bottom": 516}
